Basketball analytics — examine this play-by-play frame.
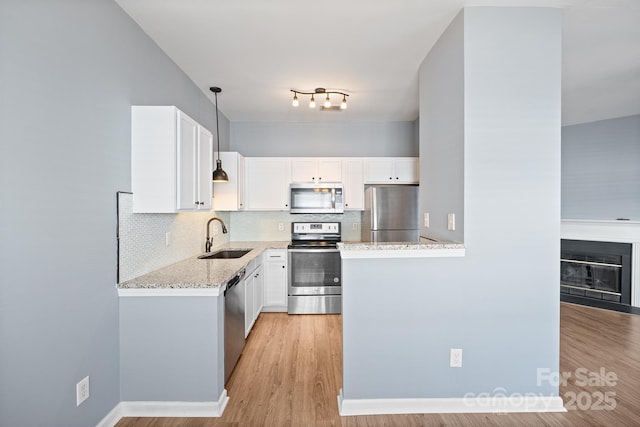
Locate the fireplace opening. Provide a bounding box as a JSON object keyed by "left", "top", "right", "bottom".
{"left": 561, "top": 239, "right": 632, "bottom": 310}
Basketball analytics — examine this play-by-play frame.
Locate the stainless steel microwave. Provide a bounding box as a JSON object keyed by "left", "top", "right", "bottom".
{"left": 289, "top": 183, "right": 344, "bottom": 214}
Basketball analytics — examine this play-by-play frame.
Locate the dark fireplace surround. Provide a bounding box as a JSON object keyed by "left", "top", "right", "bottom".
{"left": 561, "top": 239, "right": 634, "bottom": 313}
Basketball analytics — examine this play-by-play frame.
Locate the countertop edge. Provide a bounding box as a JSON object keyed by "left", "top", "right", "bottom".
{"left": 338, "top": 240, "right": 465, "bottom": 259}
{"left": 117, "top": 287, "right": 224, "bottom": 297}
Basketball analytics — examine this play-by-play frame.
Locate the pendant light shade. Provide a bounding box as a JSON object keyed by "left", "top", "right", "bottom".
{"left": 213, "top": 159, "right": 229, "bottom": 182}
{"left": 209, "top": 86, "right": 228, "bottom": 182}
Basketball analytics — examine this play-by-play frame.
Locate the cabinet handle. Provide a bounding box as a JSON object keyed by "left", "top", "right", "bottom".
{"left": 389, "top": 177, "right": 393, "bottom": 180}
{"left": 396, "top": 177, "right": 399, "bottom": 180}
{"left": 312, "top": 177, "right": 315, "bottom": 181}
{"left": 282, "top": 265, "right": 285, "bottom": 269}
{"left": 318, "top": 177, "right": 322, "bottom": 181}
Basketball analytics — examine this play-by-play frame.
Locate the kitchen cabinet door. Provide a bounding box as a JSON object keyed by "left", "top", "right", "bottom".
{"left": 290, "top": 158, "right": 342, "bottom": 183}
{"left": 364, "top": 157, "right": 419, "bottom": 184}
{"left": 244, "top": 273, "right": 254, "bottom": 338}
{"left": 252, "top": 264, "right": 264, "bottom": 320}
{"left": 342, "top": 159, "right": 364, "bottom": 210}
{"left": 132, "top": 106, "right": 213, "bottom": 213}
{"left": 290, "top": 159, "right": 316, "bottom": 182}
{"left": 245, "top": 158, "right": 291, "bottom": 210}
{"left": 212, "top": 152, "right": 245, "bottom": 211}
{"left": 262, "top": 249, "right": 288, "bottom": 311}
{"left": 317, "top": 159, "right": 342, "bottom": 182}
{"left": 195, "top": 125, "right": 213, "bottom": 210}
{"left": 394, "top": 158, "right": 419, "bottom": 183}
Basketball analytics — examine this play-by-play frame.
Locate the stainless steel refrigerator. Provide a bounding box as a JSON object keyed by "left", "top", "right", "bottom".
{"left": 361, "top": 185, "right": 419, "bottom": 243}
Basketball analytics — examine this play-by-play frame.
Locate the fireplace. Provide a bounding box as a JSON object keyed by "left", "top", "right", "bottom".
{"left": 561, "top": 239, "right": 632, "bottom": 310}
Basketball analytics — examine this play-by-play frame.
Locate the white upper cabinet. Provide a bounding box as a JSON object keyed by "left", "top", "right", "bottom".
{"left": 212, "top": 152, "right": 245, "bottom": 211}
{"left": 132, "top": 106, "right": 212, "bottom": 213}
{"left": 290, "top": 158, "right": 342, "bottom": 183}
{"left": 245, "top": 157, "right": 291, "bottom": 210}
{"left": 342, "top": 159, "right": 364, "bottom": 210}
{"left": 364, "top": 157, "right": 419, "bottom": 184}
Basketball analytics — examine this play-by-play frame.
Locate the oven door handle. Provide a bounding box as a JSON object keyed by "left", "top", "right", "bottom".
{"left": 288, "top": 248, "right": 339, "bottom": 253}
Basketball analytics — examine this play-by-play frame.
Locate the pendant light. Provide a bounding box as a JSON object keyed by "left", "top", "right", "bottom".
{"left": 209, "top": 86, "right": 228, "bottom": 182}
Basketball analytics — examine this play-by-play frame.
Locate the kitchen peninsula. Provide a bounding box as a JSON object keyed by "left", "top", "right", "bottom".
{"left": 117, "top": 241, "right": 287, "bottom": 417}
{"left": 338, "top": 239, "right": 469, "bottom": 415}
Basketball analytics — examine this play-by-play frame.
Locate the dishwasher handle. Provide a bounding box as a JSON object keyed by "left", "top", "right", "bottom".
{"left": 224, "top": 268, "right": 246, "bottom": 296}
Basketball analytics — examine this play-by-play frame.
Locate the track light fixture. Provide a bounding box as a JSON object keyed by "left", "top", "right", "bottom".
{"left": 290, "top": 88, "right": 349, "bottom": 110}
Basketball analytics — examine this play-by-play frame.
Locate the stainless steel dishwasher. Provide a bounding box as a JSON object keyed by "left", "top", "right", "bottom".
{"left": 224, "top": 268, "right": 246, "bottom": 383}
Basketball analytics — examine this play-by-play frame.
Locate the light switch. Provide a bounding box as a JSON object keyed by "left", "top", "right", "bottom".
{"left": 447, "top": 213, "right": 455, "bottom": 231}
{"left": 423, "top": 212, "right": 430, "bottom": 228}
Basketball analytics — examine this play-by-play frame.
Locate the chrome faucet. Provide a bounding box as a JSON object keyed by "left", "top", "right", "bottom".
{"left": 205, "top": 217, "right": 228, "bottom": 252}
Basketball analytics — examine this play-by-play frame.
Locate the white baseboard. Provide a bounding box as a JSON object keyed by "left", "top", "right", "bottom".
{"left": 260, "top": 306, "right": 287, "bottom": 312}
{"left": 337, "top": 389, "right": 566, "bottom": 416}
{"left": 96, "top": 389, "right": 229, "bottom": 427}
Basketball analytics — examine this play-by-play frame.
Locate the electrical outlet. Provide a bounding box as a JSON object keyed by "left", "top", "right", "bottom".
{"left": 352, "top": 222, "right": 360, "bottom": 231}
{"left": 165, "top": 232, "right": 171, "bottom": 247}
{"left": 447, "top": 213, "right": 456, "bottom": 231}
{"left": 450, "top": 348, "right": 462, "bottom": 368}
{"left": 423, "top": 212, "right": 430, "bottom": 228}
{"left": 278, "top": 223, "right": 284, "bottom": 232}
{"left": 76, "top": 376, "right": 90, "bottom": 406}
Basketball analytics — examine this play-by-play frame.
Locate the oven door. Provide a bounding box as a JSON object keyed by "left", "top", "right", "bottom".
{"left": 288, "top": 248, "right": 341, "bottom": 295}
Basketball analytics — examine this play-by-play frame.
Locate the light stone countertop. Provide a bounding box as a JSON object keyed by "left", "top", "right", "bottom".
{"left": 118, "top": 241, "right": 289, "bottom": 291}
{"left": 338, "top": 237, "right": 465, "bottom": 259}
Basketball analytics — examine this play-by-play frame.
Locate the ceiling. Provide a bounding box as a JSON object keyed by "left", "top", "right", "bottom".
{"left": 115, "top": 0, "right": 640, "bottom": 126}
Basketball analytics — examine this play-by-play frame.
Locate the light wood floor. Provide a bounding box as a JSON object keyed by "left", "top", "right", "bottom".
{"left": 116, "top": 303, "right": 640, "bottom": 426}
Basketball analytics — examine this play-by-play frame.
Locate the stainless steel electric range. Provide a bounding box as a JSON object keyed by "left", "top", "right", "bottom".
{"left": 287, "top": 222, "right": 342, "bottom": 314}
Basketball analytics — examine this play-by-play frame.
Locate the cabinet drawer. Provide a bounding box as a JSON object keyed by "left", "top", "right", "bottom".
{"left": 264, "top": 250, "right": 286, "bottom": 262}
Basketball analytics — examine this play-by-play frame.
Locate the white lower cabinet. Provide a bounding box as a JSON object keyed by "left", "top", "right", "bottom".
{"left": 262, "top": 249, "right": 288, "bottom": 312}
{"left": 244, "top": 258, "right": 264, "bottom": 338}
{"left": 252, "top": 264, "right": 264, "bottom": 321}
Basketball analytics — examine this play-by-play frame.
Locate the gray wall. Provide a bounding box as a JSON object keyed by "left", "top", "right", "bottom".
{"left": 0, "top": 0, "right": 227, "bottom": 425}
{"left": 230, "top": 121, "right": 418, "bottom": 157}
{"left": 419, "top": 8, "right": 465, "bottom": 242}
{"left": 561, "top": 114, "right": 640, "bottom": 220}
{"left": 120, "top": 296, "right": 224, "bottom": 401}
{"left": 343, "top": 7, "right": 561, "bottom": 401}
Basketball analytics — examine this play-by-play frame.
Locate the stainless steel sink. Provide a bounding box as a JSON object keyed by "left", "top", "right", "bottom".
{"left": 198, "top": 249, "right": 251, "bottom": 260}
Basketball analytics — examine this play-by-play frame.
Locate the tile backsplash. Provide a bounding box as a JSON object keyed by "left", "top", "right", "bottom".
{"left": 117, "top": 192, "right": 230, "bottom": 282}
{"left": 118, "top": 192, "right": 362, "bottom": 282}
{"left": 229, "top": 210, "right": 363, "bottom": 242}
